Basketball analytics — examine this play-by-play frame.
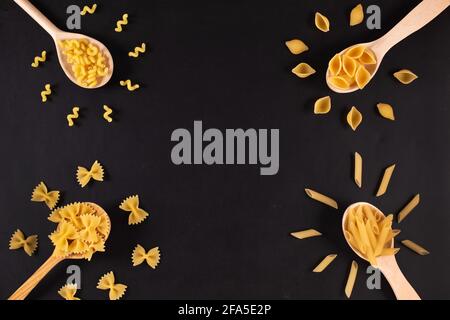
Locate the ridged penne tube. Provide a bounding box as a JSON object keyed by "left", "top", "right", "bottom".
{"left": 401, "top": 240, "right": 429, "bottom": 256}
{"left": 290, "top": 229, "right": 322, "bottom": 240}
{"left": 313, "top": 254, "right": 337, "bottom": 273}
{"left": 305, "top": 189, "right": 338, "bottom": 209}
{"left": 376, "top": 164, "right": 396, "bottom": 197}
{"left": 285, "top": 39, "right": 309, "bottom": 55}
{"left": 354, "top": 152, "right": 362, "bottom": 188}
{"left": 398, "top": 194, "right": 420, "bottom": 223}
{"left": 345, "top": 261, "right": 358, "bottom": 298}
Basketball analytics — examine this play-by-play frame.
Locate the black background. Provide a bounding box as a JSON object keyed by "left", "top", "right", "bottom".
{"left": 0, "top": 0, "right": 449, "bottom": 300}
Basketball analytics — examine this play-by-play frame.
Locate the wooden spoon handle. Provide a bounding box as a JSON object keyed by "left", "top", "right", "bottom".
{"left": 14, "top": 0, "right": 61, "bottom": 36}
{"left": 372, "top": 0, "right": 450, "bottom": 56}
{"left": 8, "top": 255, "right": 64, "bottom": 300}
{"left": 378, "top": 257, "right": 421, "bottom": 300}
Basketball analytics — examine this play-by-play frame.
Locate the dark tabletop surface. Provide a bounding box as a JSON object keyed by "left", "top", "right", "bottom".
{"left": 0, "top": 0, "right": 449, "bottom": 300}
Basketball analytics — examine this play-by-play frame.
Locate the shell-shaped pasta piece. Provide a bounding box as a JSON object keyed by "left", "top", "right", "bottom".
{"left": 377, "top": 103, "right": 395, "bottom": 121}
{"left": 328, "top": 76, "right": 350, "bottom": 90}
{"left": 292, "top": 63, "right": 316, "bottom": 78}
{"left": 359, "top": 49, "right": 377, "bottom": 65}
{"left": 346, "top": 45, "right": 365, "bottom": 59}
{"left": 285, "top": 39, "right": 309, "bottom": 55}
{"left": 347, "top": 107, "right": 363, "bottom": 131}
{"left": 343, "top": 55, "right": 358, "bottom": 77}
{"left": 393, "top": 69, "right": 418, "bottom": 84}
{"left": 314, "top": 96, "right": 332, "bottom": 115}
{"left": 355, "top": 65, "right": 371, "bottom": 89}
{"left": 328, "top": 54, "right": 342, "bottom": 76}
{"left": 315, "top": 12, "right": 330, "bottom": 32}
{"left": 350, "top": 4, "right": 364, "bottom": 26}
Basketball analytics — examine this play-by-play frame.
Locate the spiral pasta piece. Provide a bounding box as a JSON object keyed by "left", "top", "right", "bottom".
{"left": 31, "top": 51, "right": 47, "bottom": 68}
{"left": 67, "top": 107, "right": 80, "bottom": 127}
{"left": 115, "top": 14, "right": 129, "bottom": 32}
{"left": 120, "top": 80, "right": 140, "bottom": 91}
{"left": 80, "top": 4, "right": 97, "bottom": 16}
{"left": 103, "top": 105, "right": 113, "bottom": 123}
{"left": 41, "top": 84, "right": 52, "bottom": 102}
{"left": 129, "top": 43, "right": 147, "bottom": 58}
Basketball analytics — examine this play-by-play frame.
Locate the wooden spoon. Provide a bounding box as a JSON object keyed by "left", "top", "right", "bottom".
{"left": 342, "top": 202, "right": 420, "bottom": 300}
{"left": 327, "top": 0, "right": 450, "bottom": 93}
{"left": 14, "top": 0, "right": 114, "bottom": 89}
{"left": 8, "top": 203, "right": 111, "bottom": 300}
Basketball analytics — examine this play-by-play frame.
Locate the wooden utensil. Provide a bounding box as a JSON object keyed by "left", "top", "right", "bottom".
{"left": 14, "top": 0, "right": 114, "bottom": 89}
{"left": 342, "top": 202, "right": 421, "bottom": 300}
{"left": 327, "top": 0, "right": 450, "bottom": 93}
{"left": 8, "top": 203, "right": 111, "bottom": 300}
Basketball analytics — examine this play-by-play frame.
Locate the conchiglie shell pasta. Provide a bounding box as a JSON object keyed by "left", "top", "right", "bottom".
{"left": 347, "top": 107, "right": 363, "bottom": 131}
{"left": 314, "top": 96, "right": 332, "bottom": 114}
{"left": 355, "top": 65, "right": 371, "bottom": 89}
{"left": 285, "top": 39, "right": 309, "bottom": 55}
{"left": 359, "top": 49, "right": 377, "bottom": 65}
{"left": 343, "top": 56, "right": 358, "bottom": 77}
{"left": 394, "top": 69, "right": 418, "bottom": 84}
{"left": 328, "top": 76, "right": 351, "bottom": 90}
{"left": 315, "top": 12, "right": 330, "bottom": 32}
{"left": 292, "top": 63, "right": 316, "bottom": 78}
{"left": 350, "top": 4, "right": 364, "bottom": 26}
{"left": 377, "top": 103, "right": 395, "bottom": 120}
{"left": 346, "top": 45, "right": 365, "bottom": 59}
{"left": 328, "top": 54, "right": 342, "bottom": 76}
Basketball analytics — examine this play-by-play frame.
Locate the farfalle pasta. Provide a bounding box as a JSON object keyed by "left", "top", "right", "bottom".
{"left": 77, "top": 160, "right": 104, "bottom": 188}
{"left": 132, "top": 244, "right": 161, "bottom": 269}
{"left": 31, "top": 181, "right": 60, "bottom": 210}
{"left": 290, "top": 229, "right": 322, "bottom": 240}
{"left": 58, "top": 284, "right": 80, "bottom": 300}
{"left": 119, "top": 195, "right": 149, "bottom": 225}
{"left": 9, "top": 230, "right": 38, "bottom": 256}
{"left": 97, "top": 272, "right": 127, "bottom": 300}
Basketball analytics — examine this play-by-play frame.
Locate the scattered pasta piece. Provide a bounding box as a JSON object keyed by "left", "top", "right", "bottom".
{"left": 120, "top": 195, "right": 149, "bottom": 225}
{"left": 328, "top": 54, "right": 342, "bottom": 76}
{"left": 31, "top": 51, "right": 47, "bottom": 68}
{"left": 315, "top": 12, "right": 330, "bottom": 32}
{"left": 291, "top": 229, "right": 322, "bottom": 240}
{"left": 103, "top": 105, "right": 113, "bottom": 123}
{"left": 67, "top": 107, "right": 80, "bottom": 127}
{"left": 314, "top": 96, "right": 331, "bottom": 114}
{"left": 292, "top": 63, "right": 316, "bottom": 78}
{"left": 41, "top": 84, "right": 52, "bottom": 102}
{"left": 129, "top": 43, "right": 147, "bottom": 58}
{"left": 58, "top": 284, "right": 80, "bottom": 300}
{"left": 77, "top": 160, "right": 104, "bottom": 188}
{"left": 345, "top": 261, "right": 358, "bottom": 298}
{"left": 350, "top": 4, "right": 364, "bottom": 26}
{"left": 347, "top": 107, "right": 362, "bottom": 131}
{"left": 80, "top": 4, "right": 97, "bottom": 16}
{"left": 393, "top": 69, "right": 418, "bottom": 84}
{"left": 132, "top": 245, "right": 161, "bottom": 269}
{"left": 401, "top": 240, "right": 429, "bottom": 256}
{"left": 120, "top": 79, "right": 140, "bottom": 91}
{"left": 285, "top": 39, "right": 309, "bottom": 55}
{"left": 313, "top": 254, "right": 337, "bottom": 273}
{"left": 59, "top": 39, "right": 110, "bottom": 88}
{"left": 354, "top": 152, "right": 362, "bottom": 188}
{"left": 305, "top": 188, "right": 338, "bottom": 209}
{"left": 97, "top": 272, "right": 127, "bottom": 300}
{"left": 377, "top": 103, "right": 395, "bottom": 121}
{"left": 376, "top": 164, "right": 396, "bottom": 197}
{"left": 31, "top": 181, "right": 60, "bottom": 210}
{"left": 398, "top": 194, "right": 420, "bottom": 223}
{"left": 115, "top": 14, "right": 129, "bottom": 32}
{"left": 9, "top": 230, "right": 38, "bottom": 256}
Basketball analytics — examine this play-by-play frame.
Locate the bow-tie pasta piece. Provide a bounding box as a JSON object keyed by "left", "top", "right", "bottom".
{"left": 377, "top": 103, "right": 395, "bottom": 121}
{"left": 9, "top": 230, "right": 38, "bottom": 256}
{"left": 58, "top": 284, "right": 81, "bottom": 300}
{"left": 315, "top": 12, "right": 330, "bottom": 32}
{"left": 393, "top": 69, "right": 418, "bottom": 85}
{"left": 285, "top": 39, "right": 309, "bottom": 55}
{"left": 350, "top": 4, "right": 364, "bottom": 26}
{"left": 119, "top": 195, "right": 149, "bottom": 225}
{"left": 292, "top": 63, "right": 316, "bottom": 78}
{"left": 314, "top": 96, "right": 332, "bottom": 115}
{"left": 347, "top": 106, "right": 363, "bottom": 131}
{"left": 31, "top": 182, "right": 60, "bottom": 210}
{"left": 77, "top": 160, "right": 104, "bottom": 188}
{"left": 132, "top": 244, "right": 161, "bottom": 269}
{"left": 49, "top": 221, "right": 79, "bottom": 253}
{"left": 97, "top": 272, "right": 127, "bottom": 300}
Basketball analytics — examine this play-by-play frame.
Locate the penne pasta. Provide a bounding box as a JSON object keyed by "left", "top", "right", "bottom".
{"left": 291, "top": 229, "right": 322, "bottom": 240}
{"left": 345, "top": 261, "right": 358, "bottom": 298}
{"left": 305, "top": 189, "right": 338, "bottom": 209}
{"left": 380, "top": 248, "right": 400, "bottom": 256}
{"left": 376, "top": 164, "right": 396, "bottom": 197}
{"left": 313, "top": 254, "right": 337, "bottom": 273}
{"left": 354, "top": 152, "right": 362, "bottom": 188}
{"left": 398, "top": 194, "right": 420, "bottom": 223}
{"left": 401, "top": 240, "right": 429, "bottom": 256}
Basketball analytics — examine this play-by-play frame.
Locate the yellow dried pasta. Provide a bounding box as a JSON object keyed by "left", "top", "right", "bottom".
{"left": 376, "top": 164, "right": 396, "bottom": 197}
{"left": 328, "top": 54, "right": 342, "bottom": 76}
{"left": 401, "top": 240, "right": 429, "bottom": 256}
{"left": 9, "top": 230, "right": 38, "bottom": 256}
{"left": 31, "top": 51, "right": 47, "bottom": 68}
{"left": 67, "top": 107, "right": 80, "bottom": 127}
{"left": 58, "top": 284, "right": 80, "bottom": 300}
{"left": 315, "top": 12, "right": 330, "bottom": 32}
{"left": 31, "top": 181, "right": 60, "bottom": 210}
{"left": 132, "top": 245, "right": 161, "bottom": 269}
{"left": 377, "top": 103, "right": 395, "bottom": 120}
{"left": 129, "top": 43, "right": 147, "bottom": 58}
{"left": 292, "top": 63, "right": 316, "bottom": 78}
{"left": 314, "top": 96, "right": 331, "bottom": 114}
{"left": 120, "top": 195, "right": 149, "bottom": 225}
{"left": 80, "top": 4, "right": 97, "bottom": 16}
{"left": 394, "top": 69, "right": 418, "bottom": 84}
{"left": 398, "top": 194, "right": 420, "bottom": 223}
{"left": 103, "top": 105, "right": 113, "bottom": 123}
{"left": 285, "top": 39, "right": 309, "bottom": 55}
{"left": 345, "top": 261, "right": 358, "bottom": 298}
{"left": 77, "top": 160, "right": 104, "bottom": 188}
{"left": 347, "top": 107, "right": 362, "bottom": 131}
{"left": 354, "top": 152, "right": 362, "bottom": 188}
{"left": 313, "top": 254, "right": 337, "bottom": 273}
{"left": 305, "top": 188, "right": 338, "bottom": 209}
{"left": 115, "top": 14, "right": 129, "bottom": 32}
{"left": 291, "top": 229, "right": 322, "bottom": 240}
{"left": 120, "top": 79, "right": 140, "bottom": 91}
{"left": 350, "top": 4, "right": 364, "bottom": 26}
{"left": 97, "top": 272, "right": 127, "bottom": 300}
{"left": 41, "top": 84, "right": 52, "bottom": 102}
